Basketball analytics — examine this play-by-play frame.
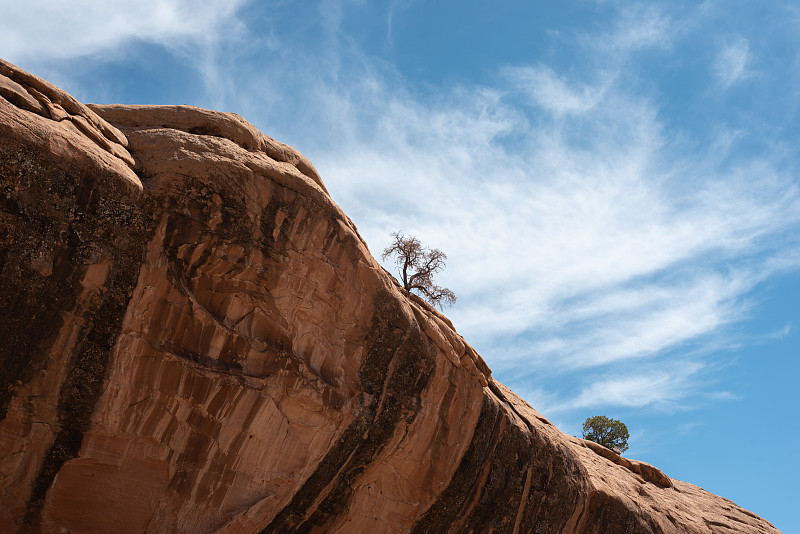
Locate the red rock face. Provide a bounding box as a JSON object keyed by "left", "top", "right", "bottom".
{"left": 0, "top": 59, "right": 780, "bottom": 534}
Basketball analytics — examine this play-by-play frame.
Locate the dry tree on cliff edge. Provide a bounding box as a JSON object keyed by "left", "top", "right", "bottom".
{"left": 382, "top": 231, "right": 456, "bottom": 309}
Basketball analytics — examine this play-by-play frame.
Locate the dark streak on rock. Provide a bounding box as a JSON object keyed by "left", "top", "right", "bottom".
{"left": 0, "top": 135, "right": 152, "bottom": 530}
{"left": 412, "top": 384, "right": 590, "bottom": 533}
{"left": 263, "top": 288, "right": 436, "bottom": 533}
{"left": 580, "top": 490, "right": 657, "bottom": 534}
{"left": 411, "top": 395, "right": 504, "bottom": 533}
{"left": 0, "top": 142, "right": 82, "bottom": 422}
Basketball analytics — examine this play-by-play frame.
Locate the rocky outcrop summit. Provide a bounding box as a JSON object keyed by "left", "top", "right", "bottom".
{"left": 0, "top": 59, "right": 780, "bottom": 533}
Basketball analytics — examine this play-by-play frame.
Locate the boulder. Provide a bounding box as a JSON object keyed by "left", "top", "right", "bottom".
{"left": 0, "top": 59, "right": 780, "bottom": 534}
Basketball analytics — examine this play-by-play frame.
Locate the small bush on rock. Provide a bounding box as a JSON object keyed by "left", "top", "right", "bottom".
{"left": 582, "top": 415, "right": 629, "bottom": 453}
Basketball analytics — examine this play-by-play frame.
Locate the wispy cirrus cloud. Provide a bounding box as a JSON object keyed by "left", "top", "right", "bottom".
{"left": 506, "top": 66, "right": 609, "bottom": 114}
{"left": 564, "top": 362, "right": 706, "bottom": 411}
{"left": 512, "top": 357, "right": 735, "bottom": 421}
{"left": 601, "top": 4, "right": 673, "bottom": 54}
{"left": 714, "top": 37, "right": 752, "bottom": 88}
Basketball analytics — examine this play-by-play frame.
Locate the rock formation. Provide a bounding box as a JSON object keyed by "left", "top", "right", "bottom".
{"left": 0, "top": 59, "right": 780, "bottom": 533}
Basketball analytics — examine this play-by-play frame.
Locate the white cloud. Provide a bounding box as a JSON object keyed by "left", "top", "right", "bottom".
{"left": 705, "top": 391, "right": 739, "bottom": 401}
{"left": 0, "top": 0, "right": 248, "bottom": 63}
{"left": 595, "top": 4, "right": 673, "bottom": 56}
{"left": 517, "top": 280, "right": 736, "bottom": 370}
{"left": 506, "top": 66, "right": 608, "bottom": 114}
{"left": 714, "top": 37, "right": 752, "bottom": 88}
{"left": 536, "top": 357, "right": 743, "bottom": 415}
{"left": 677, "top": 421, "right": 704, "bottom": 435}
{"left": 565, "top": 364, "right": 703, "bottom": 410}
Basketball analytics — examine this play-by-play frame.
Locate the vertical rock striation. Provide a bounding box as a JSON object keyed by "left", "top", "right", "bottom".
{"left": 0, "top": 59, "right": 781, "bottom": 533}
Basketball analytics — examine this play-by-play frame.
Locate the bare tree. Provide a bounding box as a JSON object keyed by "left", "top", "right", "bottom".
{"left": 382, "top": 231, "right": 456, "bottom": 309}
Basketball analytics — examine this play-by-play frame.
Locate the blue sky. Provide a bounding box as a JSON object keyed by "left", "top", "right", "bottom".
{"left": 2, "top": 0, "right": 798, "bottom": 530}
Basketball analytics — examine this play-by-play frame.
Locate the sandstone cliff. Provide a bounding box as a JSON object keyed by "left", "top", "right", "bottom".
{"left": 0, "top": 59, "right": 780, "bottom": 534}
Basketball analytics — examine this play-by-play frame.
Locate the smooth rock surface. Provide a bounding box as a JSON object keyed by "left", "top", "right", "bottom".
{"left": 0, "top": 59, "right": 781, "bottom": 533}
